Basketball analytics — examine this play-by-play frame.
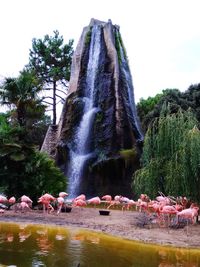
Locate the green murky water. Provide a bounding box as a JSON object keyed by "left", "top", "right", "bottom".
{"left": 0, "top": 223, "right": 199, "bottom": 267}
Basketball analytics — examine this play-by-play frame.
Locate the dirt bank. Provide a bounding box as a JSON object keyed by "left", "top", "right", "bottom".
{"left": 0, "top": 208, "right": 200, "bottom": 248}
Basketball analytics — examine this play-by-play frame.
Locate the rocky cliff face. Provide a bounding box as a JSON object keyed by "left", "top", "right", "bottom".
{"left": 42, "top": 19, "right": 143, "bottom": 198}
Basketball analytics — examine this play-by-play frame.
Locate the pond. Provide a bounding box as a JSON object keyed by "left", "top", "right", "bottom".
{"left": 0, "top": 222, "right": 199, "bottom": 267}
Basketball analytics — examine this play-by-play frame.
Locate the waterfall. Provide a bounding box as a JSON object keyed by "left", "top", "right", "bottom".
{"left": 117, "top": 31, "right": 144, "bottom": 142}
{"left": 67, "top": 25, "right": 101, "bottom": 197}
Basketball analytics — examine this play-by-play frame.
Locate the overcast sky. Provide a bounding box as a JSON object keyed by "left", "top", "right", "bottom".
{"left": 0, "top": 0, "right": 200, "bottom": 102}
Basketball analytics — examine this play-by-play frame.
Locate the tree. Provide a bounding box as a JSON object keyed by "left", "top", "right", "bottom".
{"left": 136, "top": 93, "right": 163, "bottom": 132}
{"left": 0, "top": 69, "right": 48, "bottom": 147}
{"left": 0, "top": 111, "right": 66, "bottom": 203}
{"left": 28, "top": 30, "right": 74, "bottom": 124}
{"left": 137, "top": 85, "right": 200, "bottom": 133}
{"left": 133, "top": 106, "right": 200, "bottom": 202}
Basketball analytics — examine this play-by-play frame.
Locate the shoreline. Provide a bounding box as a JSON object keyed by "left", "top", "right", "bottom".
{"left": 0, "top": 208, "right": 200, "bottom": 249}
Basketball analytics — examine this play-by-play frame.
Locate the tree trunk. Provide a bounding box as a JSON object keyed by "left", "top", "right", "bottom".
{"left": 53, "top": 80, "right": 57, "bottom": 125}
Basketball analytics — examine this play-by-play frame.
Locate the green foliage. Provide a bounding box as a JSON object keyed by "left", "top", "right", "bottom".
{"left": 120, "top": 148, "right": 137, "bottom": 167}
{"left": 0, "top": 114, "right": 66, "bottom": 202}
{"left": 29, "top": 30, "right": 74, "bottom": 82}
{"left": 24, "top": 152, "right": 67, "bottom": 203}
{"left": 0, "top": 70, "right": 49, "bottom": 147}
{"left": 85, "top": 26, "right": 92, "bottom": 46}
{"left": 133, "top": 106, "right": 200, "bottom": 201}
{"left": 120, "top": 148, "right": 136, "bottom": 160}
{"left": 136, "top": 89, "right": 180, "bottom": 133}
{"left": 137, "top": 84, "right": 200, "bottom": 133}
{"left": 28, "top": 30, "right": 74, "bottom": 124}
{"left": 137, "top": 93, "right": 163, "bottom": 131}
{"left": 114, "top": 30, "right": 127, "bottom": 63}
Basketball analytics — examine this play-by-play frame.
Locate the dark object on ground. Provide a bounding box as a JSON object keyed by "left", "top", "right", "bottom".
{"left": 99, "top": 210, "right": 110, "bottom": 216}
{"left": 61, "top": 206, "right": 72, "bottom": 213}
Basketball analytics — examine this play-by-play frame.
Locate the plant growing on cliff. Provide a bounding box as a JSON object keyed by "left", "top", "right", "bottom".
{"left": 114, "top": 30, "right": 127, "bottom": 63}
{"left": 133, "top": 106, "right": 200, "bottom": 201}
{"left": 28, "top": 30, "right": 74, "bottom": 125}
{"left": 85, "top": 26, "right": 93, "bottom": 46}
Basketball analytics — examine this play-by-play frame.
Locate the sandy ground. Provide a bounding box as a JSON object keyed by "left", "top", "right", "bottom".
{"left": 0, "top": 207, "right": 200, "bottom": 248}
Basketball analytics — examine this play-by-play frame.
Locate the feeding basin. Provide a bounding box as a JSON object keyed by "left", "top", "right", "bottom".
{"left": 99, "top": 210, "right": 110, "bottom": 216}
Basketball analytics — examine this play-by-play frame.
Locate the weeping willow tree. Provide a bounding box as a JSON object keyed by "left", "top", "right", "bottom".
{"left": 133, "top": 105, "right": 200, "bottom": 201}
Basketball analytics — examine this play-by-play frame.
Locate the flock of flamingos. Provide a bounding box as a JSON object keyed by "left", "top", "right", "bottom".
{"left": 0, "top": 192, "right": 199, "bottom": 226}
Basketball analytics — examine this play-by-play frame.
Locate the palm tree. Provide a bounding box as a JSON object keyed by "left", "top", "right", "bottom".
{"left": 0, "top": 70, "right": 44, "bottom": 126}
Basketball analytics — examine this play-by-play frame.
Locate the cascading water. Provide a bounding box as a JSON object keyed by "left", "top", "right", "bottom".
{"left": 44, "top": 19, "right": 144, "bottom": 198}
{"left": 67, "top": 25, "right": 101, "bottom": 197}
{"left": 117, "top": 31, "right": 143, "bottom": 142}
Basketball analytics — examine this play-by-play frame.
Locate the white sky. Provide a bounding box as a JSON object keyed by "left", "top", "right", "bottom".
{"left": 0, "top": 0, "right": 200, "bottom": 102}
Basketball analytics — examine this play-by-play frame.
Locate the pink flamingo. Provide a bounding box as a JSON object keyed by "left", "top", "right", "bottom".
{"left": 19, "top": 201, "right": 31, "bottom": 212}
{"left": 87, "top": 197, "right": 101, "bottom": 208}
{"left": 119, "top": 197, "right": 131, "bottom": 211}
{"left": 56, "top": 196, "right": 65, "bottom": 214}
{"left": 125, "top": 199, "right": 136, "bottom": 211}
{"left": 101, "top": 195, "right": 112, "bottom": 207}
{"left": 21, "top": 195, "right": 33, "bottom": 206}
{"left": 59, "top": 192, "right": 68, "bottom": 198}
{"left": 177, "top": 206, "right": 199, "bottom": 224}
{"left": 107, "top": 195, "right": 122, "bottom": 209}
{"left": 0, "top": 195, "right": 8, "bottom": 203}
{"left": 156, "top": 196, "right": 171, "bottom": 205}
{"left": 101, "top": 195, "right": 112, "bottom": 202}
{"left": 160, "top": 205, "right": 178, "bottom": 215}
{"left": 74, "top": 194, "right": 86, "bottom": 201}
{"left": 158, "top": 205, "right": 178, "bottom": 227}
{"left": 8, "top": 196, "right": 16, "bottom": 205}
{"left": 140, "top": 194, "right": 150, "bottom": 202}
{"left": 73, "top": 199, "right": 87, "bottom": 207}
{"left": 8, "top": 196, "right": 16, "bottom": 211}
{"left": 0, "top": 195, "right": 8, "bottom": 211}
{"left": 38, "top": 193, "right": 55, "bottom": 213}
{"left": 149, "top": 201, "right": 161, "bottom": 216}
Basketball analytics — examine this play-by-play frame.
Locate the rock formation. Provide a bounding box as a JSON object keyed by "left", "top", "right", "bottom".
{"left": 42, "top": 19, "right": 143, "bottom": 198}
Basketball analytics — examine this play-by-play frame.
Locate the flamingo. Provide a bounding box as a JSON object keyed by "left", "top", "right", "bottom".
{"left": 0, "top": 195, "right": 8, "bottom": 211}
{"left": 101, "top": 195, "right": 112, "bottom": 202}
{"left": 149, "top": 201, "right": 161, "bottom": 216}
{"left": 38, "top": 193, "right": 55, "bottom": 213}
{"left": 107, "top": 195, "right": 122, "bottom": 209}
{"left": 19, "top": 201, "right": 31, "bottom": 212}
{"left": 56, "top": 197, "right": 65, "bottom": 214}
{"left": 8, "top": 196, "right": 16, "bottom": 204}
{"left": 140, "top": 194, "right": 150, "bottom": 202}
{"left": 160, "top": 205, "right": 178, "bottom": 215}
{"left": 156, "top": 196, "right": 171, "bottom": 205}
{"left": 119, "top": 197, "right": 130, "bottom": 211}
{"left": 157, "top": 205, "right": 178, "bottom": 227}
{"left": 87, "top": 197, "right": 101, "bottom": 208}
{"left": 21, "top": 195, "right": 33, "bottom": 206}
{"left": 101, "top": 195, "right": 112, "bottom": 207}
{"left": 177, "top": 206, "right": 199, "bottom": 224}
{"left": 73, "top": 199, "right": 87, "bottom": 207}
{"left": 137, "top": 199, "right": 149, "bottom": 213}
{"left": 74, "top": 194, "right": 86, "bottom": 201}
{"left": 59, "top": 192, "right": 68, "bottom": 198}
{"left": 0, "top": 195, "right": 8, "bottom": 203}
{"left": 125, "top": 199, "right": 136, "bottom": 211}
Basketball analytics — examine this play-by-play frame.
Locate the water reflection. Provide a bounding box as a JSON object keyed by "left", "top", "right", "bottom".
{"left": 0, "top": 223, "right": 199, "bottom": 267}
